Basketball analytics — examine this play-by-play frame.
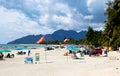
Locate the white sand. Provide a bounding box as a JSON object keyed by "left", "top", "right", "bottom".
{"left": 0, "top": 48, "right": 120, "bottom": 76}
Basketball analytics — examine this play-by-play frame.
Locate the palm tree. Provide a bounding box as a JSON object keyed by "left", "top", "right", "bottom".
{"left": 103, "top": 0, "right": 120, "bottom": 49}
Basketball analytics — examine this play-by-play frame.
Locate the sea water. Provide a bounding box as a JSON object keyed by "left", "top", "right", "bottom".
{"left": 0, "top": 44, "right": 46, "bottom": 50}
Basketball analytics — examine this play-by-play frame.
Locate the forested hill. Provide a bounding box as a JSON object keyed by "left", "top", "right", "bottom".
{"left": 8, "top": 29, "right": 87, "bottom": 44}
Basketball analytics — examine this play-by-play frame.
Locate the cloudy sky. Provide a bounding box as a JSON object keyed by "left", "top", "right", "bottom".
{"left": 0, "top": 0, "right": 110, "bottom": 44}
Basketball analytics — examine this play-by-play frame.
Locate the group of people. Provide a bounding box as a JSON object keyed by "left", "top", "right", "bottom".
{"left": 17, "top": 51, "right": 26, "bottom": 55}
{"left": 68, "top": 47, "right": 108, "bottom": 59}
{"left": 17, "top": 50, "right": 31, "bottom": 56}
{"left": 0, "top": 52, "right": 15, "bottom": 59}
{"left": 6, "top": 53, "right": 14, "bottom": 58}
{"left": 0, "top": 49, "right": 31, "bottom": 60}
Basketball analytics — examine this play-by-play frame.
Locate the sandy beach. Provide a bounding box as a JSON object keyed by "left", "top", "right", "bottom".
{"left": 0, "top": 48, "right": 120, "bottom": 76}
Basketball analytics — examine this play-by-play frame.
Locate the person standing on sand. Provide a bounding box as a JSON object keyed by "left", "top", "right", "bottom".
{"left": 28, "top": 50, "right": 31, "bottom": 56}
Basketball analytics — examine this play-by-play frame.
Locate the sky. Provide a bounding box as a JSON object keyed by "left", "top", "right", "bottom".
{"left": 0, "top": 0, "right": 111, "bottom": 44}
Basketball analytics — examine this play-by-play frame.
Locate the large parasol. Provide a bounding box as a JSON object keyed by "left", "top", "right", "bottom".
{"left": 36, "top": 36, "right": 47, "bottom": 63}
{"left": 36, "top": 36, "right": 45, "bottom": 44}
{"left": 0, "top": 49, "right": 11, "bottom": 53}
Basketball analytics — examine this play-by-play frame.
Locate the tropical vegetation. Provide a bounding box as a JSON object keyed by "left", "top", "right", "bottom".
{"left": 103, "top": 0, "right": 120, "bottom": 48}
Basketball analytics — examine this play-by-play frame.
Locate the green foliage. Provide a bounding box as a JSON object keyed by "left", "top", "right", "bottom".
{"left": 85, "top": 26, "right": 94, "bottom": 45}
{"left": 103, "top": 0, "right": 120, "bottom": 48}
{"left": 85, "top": 26, "right": 102, "bottom": 46}
{"left": 44, "top": 40, "right": 60, "bottom": 44}
{"left": 43, "top": 38, "right": 85, "bottom": 45}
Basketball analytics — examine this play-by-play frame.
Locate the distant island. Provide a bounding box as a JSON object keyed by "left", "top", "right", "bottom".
{"left": 8, "top": 29, "right": 87, "bottom": 44}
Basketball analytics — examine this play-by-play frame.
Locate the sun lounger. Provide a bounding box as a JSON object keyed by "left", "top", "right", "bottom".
{"left": 71, "top": 52, "right": 84, "bottom": 59}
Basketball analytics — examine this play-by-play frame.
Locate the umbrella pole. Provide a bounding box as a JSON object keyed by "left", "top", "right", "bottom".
{"left": 45, "top": 48, "right": 47, "bottom": 63}
{"left": 67, "top": 54, "right": 68, "bottom": 61}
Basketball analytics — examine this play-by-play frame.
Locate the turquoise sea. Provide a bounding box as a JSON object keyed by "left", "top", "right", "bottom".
{"left": 0, "top": 44, "right": 46, "bottom": 50}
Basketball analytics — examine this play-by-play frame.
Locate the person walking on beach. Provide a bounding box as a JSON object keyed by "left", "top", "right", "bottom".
{"left": 28, "top": 50, "right": 31, "bottom": 56}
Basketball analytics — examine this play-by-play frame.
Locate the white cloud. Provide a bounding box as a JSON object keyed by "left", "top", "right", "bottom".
{"left": 0, "top": 6, "right": 53, "bottom": 43}
{"left": 54, "top": 3, "right": 71, "bottom": 14}
{"left": 52, "top": 15, "right": 71, "bottom": 25}
{"left": 0, "top": 7, "right": 21, "bottom": 24}
{"left": 39, "top": 14, "right": 49, "bottom": 25}
{"left": 87, "top": 0, "right": 96, "bottom": 7}
{"left": 87, "top": 0, "right": 107, "bottom": 13}
{"left": 84, "top": 15, "right": 94, "bottom": 20}
{"left": 87, "top": 0, "right": 96, "bottom": 12}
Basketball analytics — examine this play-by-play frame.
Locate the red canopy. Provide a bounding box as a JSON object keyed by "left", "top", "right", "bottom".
{"left": 36, "top": 36, "right": 45, "bottom": 44}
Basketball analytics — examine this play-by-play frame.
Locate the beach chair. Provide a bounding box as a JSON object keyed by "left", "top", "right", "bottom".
{"left": 24, "top": 57, "right": 33, "bottom": 64}
{"left": 35, "top": 53, "right": 40, "bottom": 64}
{"left": 71, "top": 52, "right": 80, "bottom": 59}
{"left": 71, "top": 51, "right": 85, "bottom": 60}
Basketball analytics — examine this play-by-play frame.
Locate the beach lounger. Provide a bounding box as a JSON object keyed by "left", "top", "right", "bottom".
{"left": 35, "top": 53, "right": 40, "bottom": 64}
{"left": 71, "top": 51, "right": 85, "bottom": 60}
{"left": 24, "top": 57, "right": 33, "bottom": 64}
